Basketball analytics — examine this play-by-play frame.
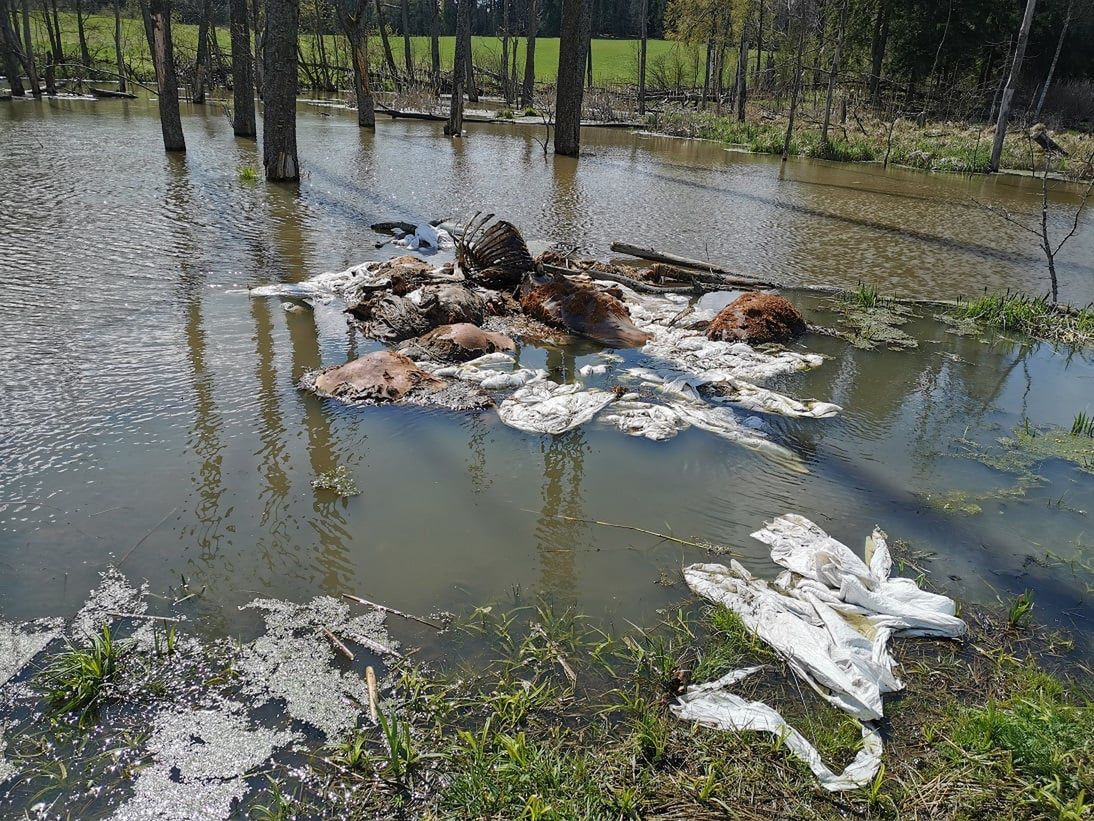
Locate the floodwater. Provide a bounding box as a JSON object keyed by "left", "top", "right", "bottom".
{"left": 0, "top": 97, "right": 1092, "bottom": 658}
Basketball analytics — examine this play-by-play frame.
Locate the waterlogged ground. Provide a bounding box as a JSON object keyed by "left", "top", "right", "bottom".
{"left": 0, "top": 97, "right": 1092, "bottom": 815}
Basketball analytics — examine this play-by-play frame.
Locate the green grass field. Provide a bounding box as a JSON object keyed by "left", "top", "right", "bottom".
{"left": 31, "top": 12, "right": 722, "bottom": 87}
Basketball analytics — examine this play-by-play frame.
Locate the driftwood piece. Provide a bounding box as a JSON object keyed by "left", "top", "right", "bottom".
{"left": 322, "top": 626, "right": 356, "bottom": 661}
{"left": 610, "top": 242, "right": 740, "bottom": 276}
{"left": 365, "top": 665, "right": 379, "bottom": 722}
{"left": 342, "top": 593, "right": 443, "bottom": 630}
{"left": 539, "top": 262, "right": 695, "bottom": 295}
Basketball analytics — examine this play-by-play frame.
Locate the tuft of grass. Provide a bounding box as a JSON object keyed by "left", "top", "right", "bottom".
{"left": 1007, "top": 590, "right": 1035, "bottom": 629}
{"left": 377, "top": 707, "right": 421, "bottom": 782}
{"left": 949, "top": 292, "right": 1094, "bottom": 347}
{"left": 238, "top": 165, "right": 259, "bottom": 183}
{"left": 35, "top": 625, "right": 128, "bottom": 726}
{"left": 495, "top": 108, "right": 515, "bottom": 120}
{"left": 1071, "top": 411, "right": 1094, "bottom": 438}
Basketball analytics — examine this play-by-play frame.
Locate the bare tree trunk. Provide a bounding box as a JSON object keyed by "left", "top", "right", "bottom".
{"left": 554, "top": 0, "right": 590, "bottom": 156}
{"left": 230, "top": 0, "right": 256, "bottom": 136}
{"left": 520, "top": 0, "right": 536, "bottom": 107}
{"left": 637, "top": 0, "right": 647, "bottom": 115}
{"left": 754, "top": 0, "right": 762, "bottom": 83}
{"left": 445, "top": 0, "right": 469, "bottom": 134}
{"left": 194, "top": 0, "right": 212, "bottom": 102}
{"left": 44, "top": 0, "right": 62, "bottom": 63}
{"left": 989, "top": 0, "right": 1037, "bottom": 172}
{"left": 465, "top": 28, "right": 478, "bottom": 101}
{"left": 374, "top": 0, "right": 400, "bottom": 86}
{"left": 868, "top": 0, "right": 887, "bottom": 106}
{"left": 75, "top": 0, "right": 91, "bottom": 66}
{"left": 782, "top": 0, "right": 807, "bottom": 161}
{"left": 263, "top": 0, "right": 300, "bottom": 180}
{"left": 1033, "top": 0, "right": 1070, "bottom": 119}
{"left": 338, "top": 0, "right": 374, "bottom": 126}
{"left": 251, "top": 0, "right": 264, "bottom": 96}
{"left": 20, "top": 0, "right": 39, "bottom": 96}
{"left": 400, "top": 0, "right": 412, "bottom": 78}
{"left": 820, "top": 0, "right": 848, "bottom": 150}
{"left": 736, "top": 32, "right": 747, "bottom": 121}
{"left": 112, "top": 0, "right": 126, "bottom": 91}
{"left": 0, "top": 0, "right": 27, "bottom": 94}
{"left": 500, "top": 0, "right": 510, "bottom": 102}
{"left": 147, "top": 0, "right": 186, "bottom": 151}
{"left": 430, "top": 0, "right": 440, "bottom": 82}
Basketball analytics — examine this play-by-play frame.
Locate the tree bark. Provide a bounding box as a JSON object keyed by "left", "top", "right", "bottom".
{"left": 112, "top": 0, "right": 127, "bottom": 91}
{"left": 1033, "top": 0, "right": 1070, "bottom": 119}
{"left": 820, "top": 0, "right": 847, "bottom": 150}
{"left": 520, "top": 0, "right": 536, "bottom": 107}
{"left": 147, "top": 0, "right": 186, "bottom": 151}
{"left": 554, "top": 0, "right": 590, "bottom": 156}
{"left": 263, "top": 0, "right": 300, "bottom": 179}
{"left": 782, "top": 0, "right": 807, "bottom": 161}
{"left": 736, "top": 33, "right": 747, "bottom": 121}
{"left": 45, "top": 0, "right": 62, "bottom": 64}
{"left": 445, "top": 0, "right": 469, "bottom": 134}
{"left": 465, "top": 28, "right": 478, "bottom": 101}
{"left": 989, "top": 0, "right": 1037, "bottom": 172}
{"left": 251, "top": 0, "right": 264, "bottom": 97}
{"left": 337, "top": 0, "right": 374, "bottom": 126}
{"left": 20, "top": 0, "right": 39, "bottom": 96}
{"left": 500, "top": 0, "right": 510, "bottom": 102}
{"left": 637, "top": 0, "right": 647, "bottom": 115}
{"left": 754, "top": 0, "right": 762, "bottom": 84}
{"left": 230, "top": 0, "right": 256, "bottom": 136}
{"left": 194, "top": 0, "right": 212, "bottom": 102}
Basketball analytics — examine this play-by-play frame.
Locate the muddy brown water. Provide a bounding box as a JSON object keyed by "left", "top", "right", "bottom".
{"left": 1, "top": 97, "right": 1092, "bottom": 657}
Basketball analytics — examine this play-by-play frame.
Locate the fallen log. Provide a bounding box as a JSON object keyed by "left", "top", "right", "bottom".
{"left": 539, "top": 262, "right": 696, "bottom": 295}
{"left": 610, "top": 242, "right": 740, "bottom": 276}
{"left": 89, "top": 87, "right": 138, "bottom": 99}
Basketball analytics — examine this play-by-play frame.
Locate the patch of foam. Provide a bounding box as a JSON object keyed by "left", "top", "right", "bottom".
{"left": 0, "top": 618, "right": 62, "bottom": 687}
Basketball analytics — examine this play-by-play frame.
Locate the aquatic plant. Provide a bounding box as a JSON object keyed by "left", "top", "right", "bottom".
{"left": 1007, "top": 590, "right": 1035, "bottom": 629}
{"left": 1071, "top": 412, "right": 1094, "bottom": 438}
{"left": 238, "top": 165, "right": 259, "bottom": 183}
{"left": 830, "top": 286, "right": 918, "bottom": 350}
{"left": 495, "top": 108, "right": 515, "bottom": 120}
{"left": 311, "top": 465, "right": 360, "bottom": 497}
{"left": 377, "top": 707, "right": 421, "bottom": 781}
{"left": 949, "top": 293, "right": 1094, "bottom": 347}
{"left": 36, "top": 625, "right": 128, "bottom": 726}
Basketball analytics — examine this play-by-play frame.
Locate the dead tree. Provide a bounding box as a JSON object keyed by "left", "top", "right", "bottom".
{"left": 520, "top": 0, "right": 537, "bottom": 107}
{"left": 990, "top": 0, "right": 1037, "bottom": 172}
{"left": 430, "top": 0, "right": 440, "bottom": 82}
{"left": 374, "top": 0, "right": 400, "bottom": 86}
{"left": 263, "top": 0, "right": 300, "bottom": 180}
{"left": 637, "top": 0, "right": 647, "bottom": 115}
{"left": 1033, "top": 0, "right": 1071, "bottom": 119}
{"left": 113, "top": 0, "right": 126, "bottom": 91}
{"left": 75, "top": 0, "right": 91, "bottom": 66}
{"left": 736, "top": 32, "right": 747, "bottom": 121}
{"left": 400, "top": 0, "right": 412, "bottom": 77}
{"left": 230, "top": 0, "right": 257, "bottom": 136}
{"left": 782, "top": 0, "right": 807, "bottom": 161}
{"left": 820, "top": 0, "right": 848, "bottom": 151}
{"left": 336, "top": 0, "right": 374, "bottom": 126}
{"left": 445, "top": 0, "right": 470, "bottom": 135}
{"left": 554, "top": 0, "right": 590, "bottom": 156}
{"left": 194, "top": 0, "right": 212, "bottom": 102}
{"left": 0, "top": 0, "right": 27, "bottom": 95}
{"left": 500, "top": 0, "right": 510, "bottom": 103}
{"left": 20, "top": 0, "right": 40, "bottom": 97}
{"left": 147, "top": 0, "right": 186, "bottom": 151}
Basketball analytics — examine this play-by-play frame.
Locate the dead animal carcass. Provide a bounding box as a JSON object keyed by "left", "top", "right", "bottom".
{"left": 347, "top": 284, "right": 487, "bottom": 342}
{"left": 455, "top": 214, "right": 535, "bottom": 290}
{"left": 399, "top": 323, "right": 516, "bottom": 362}
{"left": 305, "top": 350, "right": 443, "bottom": 403}
{"left": 518, "top": 272, "right": 653, "bottom": 348}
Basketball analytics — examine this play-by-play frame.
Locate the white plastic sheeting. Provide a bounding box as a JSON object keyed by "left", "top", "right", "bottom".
{"left": 672, "top": 666, "right": 884, "bottom": 792}
{"left": 498, "top": 381, "right": 618, "bottom": 435}
{"left": 675, "top": 515, "right": 965, "bottom": 791}
{"left": 392, "top": 223, "right": 455, "bottom": 251}
{"left": 428, "top": 352, "right": 548, "bottom": 391}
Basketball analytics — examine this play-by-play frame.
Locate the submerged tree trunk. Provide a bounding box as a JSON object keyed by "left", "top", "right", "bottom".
{"left": 1033, "top": 0, "right": 1070, "bottom": 120}
{"left": 989, "top": 0, "right": 1037, "bottom": 172}
{"left": 445, "top": 0, "right": 469, "bottom": 135}
{"left": 554, "top": 0, "right": 590, "bottom": 156}
{"left": 20, "top": 0, "right": 39, "bottom": 96}
{"left": 337, "top": 0, "right": 374, "bottom": 126}
{"left": 230, "top": 0, "right": 256, "bottom": 136}
{"left": 113, "top": 0, "right": 126, "bottom": 91}
{"left": 520, "top": 0, "right": 537, "bottom": 107}
{"left": 263, "top": 0, "right": 300, "bottom": 180}
{"left": 147, "top": 0, "right": 186, "bottom": 151}
{"left": 194, "top": 0, "right": 212, "bottom": 102}
{"left": 820, "top": 0, "right": 848, "bottom": 150}
{"left": 782, "top": 0, "right": 807, "bottom": 161}
{"left": 637, "top": 0, "right": 647, "bottom": 115}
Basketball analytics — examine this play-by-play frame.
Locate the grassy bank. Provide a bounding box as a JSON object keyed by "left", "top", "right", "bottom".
{"left": 653, "top": 109, "right": 1093, "bottom": 177}
{"left": 31, "top": 12, "right": 727, "bottom": 86}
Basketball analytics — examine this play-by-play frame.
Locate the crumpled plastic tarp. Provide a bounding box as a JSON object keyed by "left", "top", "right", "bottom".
{"left": 428, "top": 352, "right": 547, "bottom": 391}
{"left": 498, "top": 381, "right": 618, "bottom": 435}
{"left": 392, "top": 223, "right": 455, "bottom": 252}
{"left": 673, "top": 515, "right": 965, "bottom": 791}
